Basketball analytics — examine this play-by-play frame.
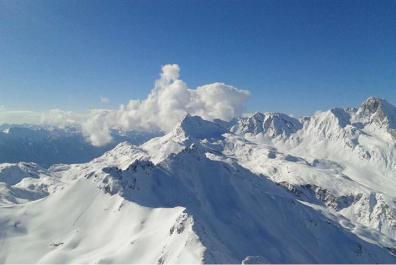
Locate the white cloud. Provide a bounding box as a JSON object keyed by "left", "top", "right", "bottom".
{"left": 0, "top": 110, "right": 41, "bottom": 124}
{"left": 0, "top": 108, "right": 86, "bottom": 128}
{"left": 40, "top": 109, "right": 85, "bottom": 128}
{"left": 0, "top": 64, "right": 250, "bottom": 146}
{"left": 81, "top": 110, "right": 113, "bottom": 146}
{"left": 78, "top": 64, "right": 249, "bottom": 145}
{"left": 100, "top": 96, "right": 110, "bottom": 104}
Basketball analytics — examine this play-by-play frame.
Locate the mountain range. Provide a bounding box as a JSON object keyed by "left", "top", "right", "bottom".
{"left": 0, "top": 97, "right": 395, "bottom": 263}
{"left": 0, "top": 125, "right": 160, "bottom": 168}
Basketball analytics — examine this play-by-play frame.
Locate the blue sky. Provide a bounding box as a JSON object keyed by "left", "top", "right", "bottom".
{"left": 0, "top": 0, "right": 395, "bottom": 117}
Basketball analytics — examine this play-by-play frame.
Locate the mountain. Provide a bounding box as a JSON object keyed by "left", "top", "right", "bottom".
{"left": 0, "top": 97, "right": 395, "bottom": 263}
{"left": 225, "top": 97, "right": 396, "bottom": 248}
{"left": 0, "top": 125, "right": 160, "bottom": 168}
{"left": 231, "top": 112, "right": 302, "bottom": 138}
{"left": 355, "top": 97, "right": 396, "bottom": 138}
{"left": 356, "top": 97, "right": 396, "bottom": 128}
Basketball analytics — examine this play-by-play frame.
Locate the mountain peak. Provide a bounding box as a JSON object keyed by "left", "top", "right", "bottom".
{"left": 173, "top": 114, "right": 227, "bottom": 139}
{"left": 231, "top": 112, "right": 302, "bottom": 137}
{"left": 359, "top": 97, "right": 387, "bottom": 114}
{"left": 328, "top": 108, "right": 351, "bottom": 128}
{"left": 251, "top": 112, "right": 265, "bottom": 121}
{"left": 356, "top": 97, "right": 396, "bottom": 129}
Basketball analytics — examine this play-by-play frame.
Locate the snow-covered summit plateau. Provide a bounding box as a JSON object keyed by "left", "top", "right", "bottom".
{"left": 1, "top": 97, "right": 396, "bottom": 263}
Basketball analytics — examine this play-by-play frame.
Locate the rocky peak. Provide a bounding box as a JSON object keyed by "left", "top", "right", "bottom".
{"left": 173, "top": 114, "right": 227, "bottom": 139}
{"left": 231, "top": 112, "right": 302, "bottom": 137}
{"left": 356, "top": 97, "right": 396, "bottom": 129}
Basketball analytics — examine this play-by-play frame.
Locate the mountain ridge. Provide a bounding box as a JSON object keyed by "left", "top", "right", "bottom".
{"left": 0, "top": 97, "right": 395, "bottom": 263}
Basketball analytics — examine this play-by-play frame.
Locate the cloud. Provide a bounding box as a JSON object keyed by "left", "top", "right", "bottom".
{"left": 40, "top": 109, "right": 85, "bottom": 128}
{"left": 0, "top": 109, "right": 42, "bottom": 124}
{"left": 81, "top": 110, "right": 113, "bottom": 146}
{"left": 79, "top": 64, "right": 249, "bottom": 145}
{"left": 0, "top": 64, "right": 250, "bottom": 146}
{"left": 100, "top": 96, "right": 110, "bottom": 104}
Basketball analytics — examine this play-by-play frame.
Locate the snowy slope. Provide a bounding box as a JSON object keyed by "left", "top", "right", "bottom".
{"left": 0, "top": 162, "right": 62, "bottom": 205}
{"left": 0, "top": 97, "right": 395, "bottom": 263}
{"left": 226, "top": 97, "right": 396, "bottom": 250}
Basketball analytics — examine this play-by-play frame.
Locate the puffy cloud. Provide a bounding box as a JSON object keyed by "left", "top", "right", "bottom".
{"left": 79, "top": 64, "right": 249, "bottom": 145}
{"left": 160, "top": 64, "right": 180, "bottom": 82}
{"left": 40, "top": 109, "right": 85, "bottom": 128}
{"left": 81, "top": 110, "right": 113, "bottom": 146}
{"left": 0, "top": 64, "right": 250, "bottom": 146}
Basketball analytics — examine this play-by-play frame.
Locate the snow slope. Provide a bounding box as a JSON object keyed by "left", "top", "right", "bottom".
{"left": 0, "top": 97, "right": 395, "bottom": 263}
{"left": 226, "top": 97, "right": 396, "bottom": 250}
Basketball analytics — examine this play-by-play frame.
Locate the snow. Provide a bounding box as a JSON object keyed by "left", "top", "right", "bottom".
{"left": 231, "top": 112, "right": 302, "bottom": 138}
{"left": 0, "top": 97, "right": 396, "bottom": 263}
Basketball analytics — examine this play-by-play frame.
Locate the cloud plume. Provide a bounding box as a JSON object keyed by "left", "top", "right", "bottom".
{"left": 1, "top": 64, "right": 250, "bottom": 146}
{"left": 79, "top": 64, "right": 249, "bottom": 146}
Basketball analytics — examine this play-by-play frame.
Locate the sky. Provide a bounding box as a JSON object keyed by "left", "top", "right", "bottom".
{"left": 0, "top": 0, "right": 395, "bottom": 120}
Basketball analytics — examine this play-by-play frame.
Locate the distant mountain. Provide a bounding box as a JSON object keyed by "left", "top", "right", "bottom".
{"left": 0, "top": 125, "right": 160, "bottom": 168}
{"left": 355, "top": 97, "right": 396, "bottom": 138}
{"left": 0, "top": 97, "right": 396, "bottom": 263}
{"left": 231, "top": 112, "right": 302, "bottom": 137}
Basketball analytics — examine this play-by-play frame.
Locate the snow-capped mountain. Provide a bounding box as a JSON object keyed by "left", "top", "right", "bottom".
{"left": 231, "top": 112, "right": 302, "bottom": 138}
{"left": 355, "top": 97, "right": 396, "bottom": 136}
{"left": 0, "top": 97, "right": 395, "bottom": 263}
